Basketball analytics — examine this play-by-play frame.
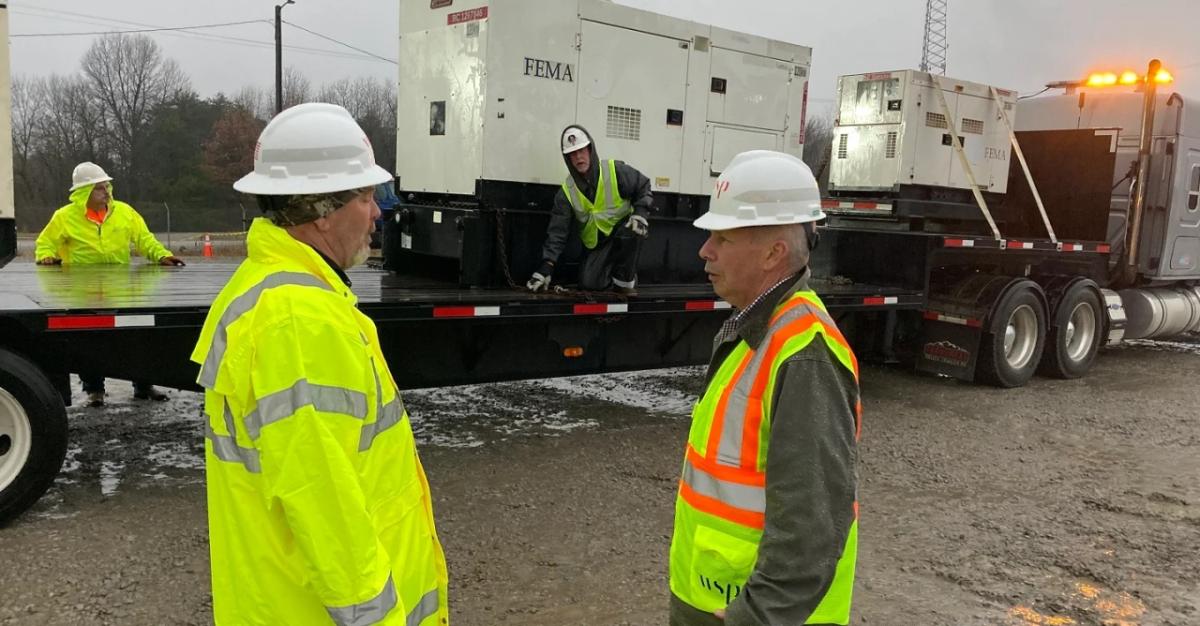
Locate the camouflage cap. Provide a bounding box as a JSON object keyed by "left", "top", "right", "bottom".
{"left": 269, "top": 186, "right": 373, "bottom": 226}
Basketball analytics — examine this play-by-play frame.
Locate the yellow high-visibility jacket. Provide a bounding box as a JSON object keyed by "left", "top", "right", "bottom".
{"left": 190, "top": 218, "right": 448, "bottom": 625}
{"left": 34, "top": 183, "right": 172, "bottom": 264}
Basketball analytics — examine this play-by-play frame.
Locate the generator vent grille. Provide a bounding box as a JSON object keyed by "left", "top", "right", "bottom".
{"left": 885, "top": 131, "right": 898, "bottom": 158}
{"left": 837, "top": 134, "right": 849, "bottom": 159}
{"left": 925, "top": 112, "right": 948, "bottom": 129}
{"left": 962, "top": 118, "right": 985, "bottom": 135}
{"left": 606, "top": 106, "right": 642, "bottom": 141}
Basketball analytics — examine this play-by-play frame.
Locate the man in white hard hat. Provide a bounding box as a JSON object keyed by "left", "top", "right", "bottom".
{"left": 669, "top": 150, "right": 861, "bottom": 626}
{"left": 190, "top": 103, "right": 448, "bottom": 625}
{"left": 34, "top": 161, "right": 184, "bottom": 406}
{"left": 526, "top": 125, "right": 653, "bottom": 295}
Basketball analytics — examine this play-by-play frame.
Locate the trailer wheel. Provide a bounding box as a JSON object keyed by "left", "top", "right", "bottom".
{"left": 1039, "top": 284, "right": 1103, "bottom": 379}
{"left": 0, "top": 348, "right": 68, "bottom": 526}
{"left": 977, "top": 283, "right": 1046, "bottom": 388}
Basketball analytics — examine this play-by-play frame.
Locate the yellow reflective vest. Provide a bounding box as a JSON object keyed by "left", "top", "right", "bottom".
{"left": 670, "top": 290, "right": 860, "bottom": 624}
{"left": 561, "top": 159, "right": 631, "bottom": 249}
{"left": 190, "top": 218, "right": 448, "bottom": 626}
{"left": 34, "top": 184, "right": 172, "bottom": 265}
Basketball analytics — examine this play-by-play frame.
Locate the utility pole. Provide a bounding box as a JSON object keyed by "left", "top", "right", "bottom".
{"left": 275, "top": 0, "right": 295, "bottom": 115}
{"left": 920, "top": 0, "right": 948, "bottom": 76}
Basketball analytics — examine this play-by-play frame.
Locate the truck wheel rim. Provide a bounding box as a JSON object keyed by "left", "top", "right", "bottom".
{"left": 1066, "top": 301, "right": 1097, "bottom": 362}
{"left": 1003, "top": 304, "right": 1038, "bottom": 369}
{"left": 0, "top": 387, "right": 33, "bottom": 493}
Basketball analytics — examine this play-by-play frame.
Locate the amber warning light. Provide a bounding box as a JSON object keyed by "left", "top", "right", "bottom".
{"left": 1086, "top": 67, "right": 1174, "bottom": 87}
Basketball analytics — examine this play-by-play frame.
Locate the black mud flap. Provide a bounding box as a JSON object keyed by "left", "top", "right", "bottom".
{"left": 914, "top": 319, "right": 982, "bottom": 381}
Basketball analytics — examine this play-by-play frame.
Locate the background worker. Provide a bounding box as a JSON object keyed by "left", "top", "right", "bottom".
{"left": 191, "top": 103, "right": 448, "bottom": 625}
{"left": 526, "top": 125, "right": 653, "bottom": 295}
{"left": 669, "top": 150, "right": 861, "bottom": 625}
{"left": 34, "top": 161, "right": 184, "bottom": 406}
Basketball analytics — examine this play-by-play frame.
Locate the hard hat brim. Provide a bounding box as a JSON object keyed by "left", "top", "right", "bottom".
{"left": 69, "top": 176, "right": 112, "bottom": 192}
{"left": 693, "top": 207, "right": 827, "bottom": 231}
{"left": 562, "top": 142, "right": 591, "bottom": 155}
{"left": 233, "top": 164, "right": 393, "bottom": 196}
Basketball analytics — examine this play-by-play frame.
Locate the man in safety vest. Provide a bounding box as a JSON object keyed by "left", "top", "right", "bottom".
{"left": 669, "top": 150, "right": 861, "bottom": 625}
{"left": 35, "top": 161, "right": 185, "bottom": 406}
{"left": 525, "top": 125, "right": 653, "bottom": 295}
{"left": 190, "top": 103, "right": 448, "bottom": 625}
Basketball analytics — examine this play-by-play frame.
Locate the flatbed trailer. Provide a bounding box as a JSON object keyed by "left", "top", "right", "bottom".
{"left": 0, "top": 257, "right": 925, "bottom": 523}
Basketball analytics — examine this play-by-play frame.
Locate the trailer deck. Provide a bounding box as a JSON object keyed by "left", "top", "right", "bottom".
{"left": 0, "top": 260, "right": 926, "bottom": 393}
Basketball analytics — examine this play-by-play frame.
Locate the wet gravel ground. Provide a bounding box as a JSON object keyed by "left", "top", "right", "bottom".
{"left": 1, "top": 338, "right": 1198, "bottom": 625}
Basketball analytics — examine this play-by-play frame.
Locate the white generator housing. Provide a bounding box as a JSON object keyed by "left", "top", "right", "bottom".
{"left": 396, "top": 0, "right": 811, "bottom": 197}
{"left": 829, "top": 70, "right": 1018, "bottom": 195}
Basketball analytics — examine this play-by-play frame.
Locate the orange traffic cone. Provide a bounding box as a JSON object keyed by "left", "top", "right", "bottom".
{"left": 203, "top": 234, "right": 213, "bottom": 258}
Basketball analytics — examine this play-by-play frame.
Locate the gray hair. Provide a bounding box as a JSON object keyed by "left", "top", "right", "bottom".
{"left": 754, "top": 223, "right": 810, "bottom": 271}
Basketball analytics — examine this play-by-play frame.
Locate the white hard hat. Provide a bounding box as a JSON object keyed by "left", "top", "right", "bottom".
{"left": 561, "top": 126, "right": 591, "bottom": 154}
{"left": 694, "top": 150, "right": 825, "bottom": 231}
{"left": 70, "top": 162, "right": 113, "bottom": 192}
{"left": 233, "top": 102, "right": 392, "bottom": 196}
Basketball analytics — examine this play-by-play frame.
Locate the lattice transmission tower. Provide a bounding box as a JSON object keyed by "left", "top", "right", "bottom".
{"left": 920, "top": 0, "right": 948, "bottom": 75}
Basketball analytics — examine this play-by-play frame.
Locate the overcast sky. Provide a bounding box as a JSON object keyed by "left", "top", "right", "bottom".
{"left": 10, "top": 0, "right": 1200, "bottom": 112}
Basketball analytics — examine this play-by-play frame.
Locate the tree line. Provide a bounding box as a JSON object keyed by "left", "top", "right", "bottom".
{"left": 12, "top": 34, "right": 396, "bottom": 234}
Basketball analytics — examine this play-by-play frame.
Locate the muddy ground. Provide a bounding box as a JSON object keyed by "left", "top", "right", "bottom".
{"left": 1, "top": 338, "right": 1198, "bottom": 625}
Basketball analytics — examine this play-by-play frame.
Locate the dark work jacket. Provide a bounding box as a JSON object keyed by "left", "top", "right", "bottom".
{"left": 540, "top": 125, "right": 654, "bottom": 264}
{"left": 672, "top": 272, "right": 860, "bottom": 626}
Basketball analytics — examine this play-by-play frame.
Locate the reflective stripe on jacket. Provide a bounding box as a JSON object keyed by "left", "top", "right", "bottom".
{"left": 670, "top": 289, "right": 860, "bottom": 623}
{"left": 561, "top": 159, "right": 631, "bottom": 249}
{"left": 190, "top": 218, "right": 448, "bottom": 626}
{"left": 34, "top": 183, "right": 171, "bottom": 264}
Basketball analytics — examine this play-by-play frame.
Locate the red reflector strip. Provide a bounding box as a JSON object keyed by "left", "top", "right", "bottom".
{"left": 1096, "top": 244, "right": 1111, "bottom": 253}
{"left": 432, "top": 306, "right": 500, "bottom": 318}
{"left": 822, "top": 200, "right": 892, "bottom": 212}
{"left": 863, "top": 296, "right": 898, "bottom": 306}
{"left": 685, "top": 300, "right": 733, "bottom": 311}
{"left": 923, "top": 311, "right": 983, "bottom": 328}
{"left": 943, "top": 238, "right": 974, "bottom": 248}
{"left": 573, "top": 303, "right": 629, "bottom": 315}
{"left": 1061, "top": 243, "right": 1083, "bottom": 252}
{"left": 1006, "top": 241, "right": 1034, "bottom": 250}
{"left": 48, "top": 315, "right": 115, "bottom": 330}
{"left": 47, "top": 314, "right": 155, "bottom": 330}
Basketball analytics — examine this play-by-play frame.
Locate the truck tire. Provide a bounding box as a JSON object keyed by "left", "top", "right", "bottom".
{"left": 0, "top": 348, "right": 68, "bottom": 526}
{"left": 1039, "top": 283, "right": 1103, "bottom": 379}
{"left": 977, "top": 282, "right": 1046, "bottom": 388}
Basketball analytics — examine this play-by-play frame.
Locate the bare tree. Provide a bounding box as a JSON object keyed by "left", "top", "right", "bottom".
{"left": 232, "top": 85, "right": 272, "bottom": 121}
{"left": 282, "top": 66, "right": 311, "bottom": 111}
{"left": 802, "top": 111, "right": 835, "bottom": 191}
{"left": 81, "top": 34, "right": 190, "bottom": 197}
{"left": 10, "top": 75, "right": 45, "bottom": 205}
{"left": 33, "top": 75, "right": 109, "bottom": 201}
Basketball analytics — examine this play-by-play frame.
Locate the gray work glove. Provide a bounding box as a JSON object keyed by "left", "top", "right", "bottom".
{"left": 626, "top": 214, "right": 649, "bottom": 238}
{"left": 526, "top": 261, "right": 554, "bottom": 292}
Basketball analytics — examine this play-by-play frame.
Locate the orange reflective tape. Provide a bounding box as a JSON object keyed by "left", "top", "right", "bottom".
{"left": 855, "top": 398, "right": 863, "bottom": 441}
{"left": 741, "top": 314, "right": 861, "bottom": 469}
{"left": 853, "top": 500, "right": 859, "bottom": 519}
{"left": 768, "top": 294, "right": 825, "bottom": 327}
{"left": 706, "top": 350, "right": 754, "bottom": 461}
{"left": 742, "top": 314, "right": 825, "bottom": 469}
{"left": 679, "top": 481, "right": 765, "bottom": 530}
{"left": 687, "top": 446, "right": 765, "bottom": 486}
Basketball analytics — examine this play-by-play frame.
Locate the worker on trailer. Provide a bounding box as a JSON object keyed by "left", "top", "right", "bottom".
{"left": 669, "top": 150, "right": 861, "bottom": 625}
{"left": 191, "top": 103, "right": 448, "bottom": 625}
{"left": 34, "top": 161, "right": 184, "bottom": 406}
{"left": 526, "top": 125, "right": 653, "bottom": 295}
